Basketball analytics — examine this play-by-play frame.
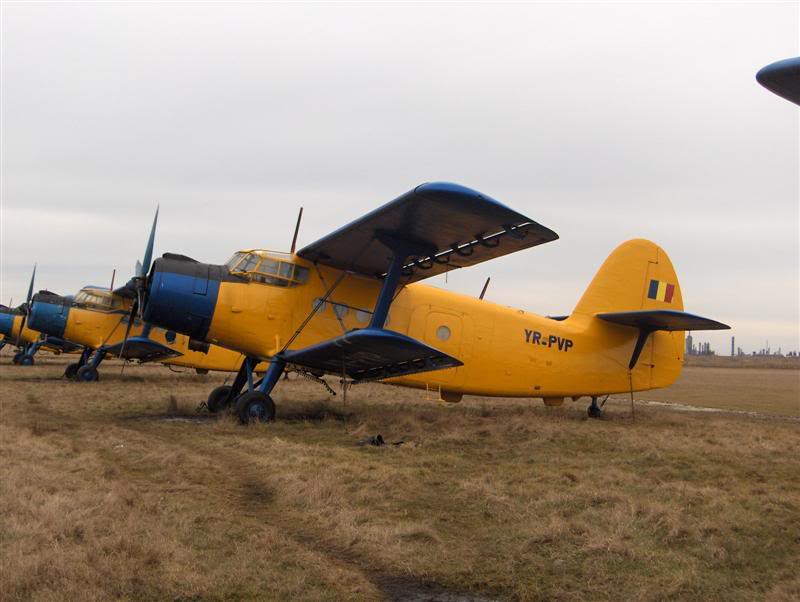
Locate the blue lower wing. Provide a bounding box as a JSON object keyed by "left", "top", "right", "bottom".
{"left": 103, "top": 336, "right": 183, "bottom": 362}
{"left": 284, "top": 328, "right": 462, "bottom": 382}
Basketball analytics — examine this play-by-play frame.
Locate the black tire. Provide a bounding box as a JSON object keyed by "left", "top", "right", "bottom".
{"left": 12, "top": 352, "right": 23, "bottom": 365}
{"left": 64, "top": 363, "right": 80, "bottom": 379}
{"left": 207, "top": 385, "right": 233, "bottom": 413}
{"left": 235, "top": 391, "right": 276, "bottom": 424}
{"left": 19, "top": 355, "right": 34, "bottom": 366}
{"left": 588, "top": 405, "right": 603, "bottom": 419}
{"left": 195, "top": 368, "right": 209, "bottom": 375}
{"left": 76, "top": 365, "right": 100, "bottom": 382}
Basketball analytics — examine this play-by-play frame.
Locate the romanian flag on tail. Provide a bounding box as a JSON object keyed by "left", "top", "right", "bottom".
{"left": 648, "top": 279, "right": 675, "bottom": 303}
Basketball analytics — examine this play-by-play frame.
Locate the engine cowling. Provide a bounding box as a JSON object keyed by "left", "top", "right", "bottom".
{"left": 28, "top": 292, "right": 71, "bottom": 338}
{"left": 143, "top": 254, "right": 228, "bottom": 342}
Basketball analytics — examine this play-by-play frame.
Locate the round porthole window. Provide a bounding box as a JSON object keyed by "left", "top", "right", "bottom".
{"left": 333, "top": 303, "right": 348, "bottom": 319}
{"left": 165, "top": 330, "right": 177, "bottom": 343}
{"left": 313, "top": 298, "right": 327, "bottom": 313}
{"left": 355, "top": 309, "right": 371, "bottom": 324}
{"left": 436, "top": 325, "right": 451, "bottom": 341}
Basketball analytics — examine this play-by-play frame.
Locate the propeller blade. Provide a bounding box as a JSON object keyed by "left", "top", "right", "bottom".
{"left": 26, "top": 264, "right": 37, "bottom": 304}
{"left": 139, "top": 206, "right": 159, "bottom": 277}
{"left": 16, "top": 264, "right": 36, "bottom": 346}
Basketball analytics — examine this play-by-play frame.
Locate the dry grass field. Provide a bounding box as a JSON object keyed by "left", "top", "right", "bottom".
{"left": 1, "top": 352, "right": 798, "bottom": 601}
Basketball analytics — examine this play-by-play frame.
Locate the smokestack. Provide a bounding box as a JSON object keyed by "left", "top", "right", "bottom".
{"left": 731, "top": 336, "right": 735, "bottom": 357}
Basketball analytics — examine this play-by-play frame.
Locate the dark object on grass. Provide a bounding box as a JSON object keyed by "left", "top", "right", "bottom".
{"left": 358, "top": 434, "right": 385, "bottom": 447}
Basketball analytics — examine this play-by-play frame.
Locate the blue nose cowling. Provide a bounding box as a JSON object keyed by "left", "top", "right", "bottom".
{"left": 28, "top": 295, "right": 70, "bottom": 338}
{"left": 143, "top": 254, "right": 224, "bottom": 342}
{"left": 0, "top": 311, "right": 15, "bottom": 337}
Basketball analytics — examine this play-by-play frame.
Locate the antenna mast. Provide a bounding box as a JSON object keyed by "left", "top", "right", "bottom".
{"left": 290, "top": 207, "right": 304, "bottom": 254}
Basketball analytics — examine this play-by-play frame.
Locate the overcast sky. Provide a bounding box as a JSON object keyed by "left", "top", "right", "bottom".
{"left": 1, "top": 1, "right": 798, "bottom": 354}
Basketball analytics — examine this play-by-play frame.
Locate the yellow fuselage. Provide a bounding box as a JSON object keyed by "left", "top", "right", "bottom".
{"left": 204, "top": 255, "right": 683, "bottom": 401}
{"left": 63, "top": 305, "right": 257, "bottom": 372}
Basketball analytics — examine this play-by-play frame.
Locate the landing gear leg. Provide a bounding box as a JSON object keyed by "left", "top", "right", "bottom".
{"left": 235, "top": 356, "right": 286, "bottom": 424}
{"left": 65, "top": 347, "right": 91, "bottom": 379}
{"left": 588, "top": 396, "right": 604, "bottom": 419}
{"left": 16, "top": 341, "right": 42, "bottom": 366}
{"left": 76, "top": 350, "right": 106, "bottom": 382}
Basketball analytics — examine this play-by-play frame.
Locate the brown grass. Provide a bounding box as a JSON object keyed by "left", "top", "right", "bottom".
{"left": 1, "top": 353, "right": 798, "bottom": 601}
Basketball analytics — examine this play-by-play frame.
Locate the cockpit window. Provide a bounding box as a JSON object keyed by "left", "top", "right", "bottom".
{"left": 74, "top": 290, "right": 119, "bottom": 311}
{"left": 225, "top": 253, "right": 246, "bottom": 271}
{"left": 226, "top": 251, "right": 310, "bottom": 287}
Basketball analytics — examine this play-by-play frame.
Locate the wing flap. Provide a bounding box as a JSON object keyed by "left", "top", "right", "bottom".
{"left": 597, "top": 310, "right": 730, "bottom": 331}
{"left": 102, "top": 336, "right": 183, "bottom": 362}
{"left": 284, "top": 328, "right": 462, "bottom": 382}
{"left": 297, "top": 182, "right": 558, "bottom": 283}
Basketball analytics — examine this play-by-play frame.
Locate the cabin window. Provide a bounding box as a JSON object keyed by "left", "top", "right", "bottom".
{"left": 239, "top": 254, "right": 260, "bottom": 272}
{"left": 257, "top": 258, "right": 279, "bottom": 276}
{"left": 294, "top": 266, "right": 310, "bottom": 283}
{"left": 313, "top": 298, "right": 327, "bottom": 313}
{"left": 333, "top": 303, "right": 348, "bottom": 319}
{"left": 436, "top": 325, "right": 451, "bottom": 341}
{"left": 355, "top": 309, "right": 371, "bottom": 324}
{"left": 278, "top": 262, "right": 293, "bottom": 280}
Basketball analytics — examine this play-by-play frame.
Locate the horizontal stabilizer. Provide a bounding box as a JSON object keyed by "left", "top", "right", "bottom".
{"left": 298, "top": 182, "right": 558, "bottom": 283}
{"left": 284, "top": 328, "right": 462, "bottom": 382}
{"left": 102, "top": 336, "right": 183, "bottom": 362}
{"left": 597, "top": 310, "right": 729, "bottom": 332}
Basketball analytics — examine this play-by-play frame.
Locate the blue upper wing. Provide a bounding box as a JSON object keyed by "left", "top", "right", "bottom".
{"left": 297, "top": 182, "right": 558, "bottom": 283}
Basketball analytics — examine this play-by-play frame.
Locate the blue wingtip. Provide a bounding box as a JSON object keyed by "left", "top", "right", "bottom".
{"left": 756, "top": 56, "right": 800, "bottom": 105}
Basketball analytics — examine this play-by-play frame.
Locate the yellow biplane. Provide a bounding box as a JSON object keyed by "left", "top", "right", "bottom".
{"left": 0, "top": 266, "right": 82, "bottom": 364}
{"left": 140, "top": 183, "right": 729, "bottom": 423}
{"left": 28, "top": 212, "right": 266, "bottom": 406}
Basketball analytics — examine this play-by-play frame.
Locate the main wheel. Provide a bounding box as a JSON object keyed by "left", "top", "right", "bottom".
{"left": 64, "top": 363, "right": 80, "bottom": 379}
{"left": 19, "top": 355, "right": 35, "bottom": 366}
{"left": 195, "top": 368, "right": 209, "bottom": 375}
{"left": 12, "top": 352, "right": 23, "bottom": 365}
{"left": 76, "top": 365, "right": 100, "bottom": 382}
{"left": 207, "top": 385, "right": 233, "bottom": 413}
{"left": 235, "top": 391, "right": 276, "bottom": 424}
{"left": 587, "top": 397, "right": 603, "bottom": 419}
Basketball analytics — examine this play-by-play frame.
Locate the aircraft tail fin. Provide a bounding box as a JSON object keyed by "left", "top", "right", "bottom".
{"left": 573, "top": 239, "right": 684, "bottom": 317}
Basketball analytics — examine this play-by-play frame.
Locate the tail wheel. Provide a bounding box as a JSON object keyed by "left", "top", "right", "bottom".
{"left": 235, "top": 391, "right": 276, "bottom": 425}
{"left": 64, "top": 363, "right": 80, "bottom": 379}
{"left": 76, "top": 365, "right": 100, "bottom": 382}
{"left": 207, "top": 385, "right": 233, "bottom": 413}
{"left": 12, "top": 352, "right": 23, "bottom": 365}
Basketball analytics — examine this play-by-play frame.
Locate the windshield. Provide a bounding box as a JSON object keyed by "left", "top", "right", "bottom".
{"left": 226, "top": 252, "right": 309, "bottom": 287}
